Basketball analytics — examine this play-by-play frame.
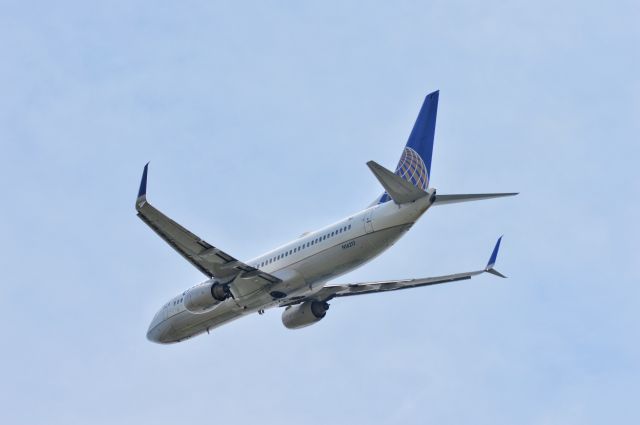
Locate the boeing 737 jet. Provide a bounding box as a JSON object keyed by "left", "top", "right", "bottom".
{"left": 140, "top": 91, "right": 517, "bottom": 344}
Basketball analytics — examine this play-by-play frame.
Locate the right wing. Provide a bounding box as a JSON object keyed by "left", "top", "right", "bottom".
{"left": 284, "top": 237, "right": 506, "bottom": 305}
{"left": 135, "top": 164, "right": 280, "bottom": 294}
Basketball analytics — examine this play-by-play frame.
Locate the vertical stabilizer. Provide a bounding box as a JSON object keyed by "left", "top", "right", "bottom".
{"left": 377, "top": 90, "right": 439, "bottom": 204}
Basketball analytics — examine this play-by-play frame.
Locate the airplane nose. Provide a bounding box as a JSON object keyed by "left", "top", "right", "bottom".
{"left": 146, "top": 319, "right": 176, "bottom": 344}
{"left": 146, "top": 323, "right": 161, "bottom": 343}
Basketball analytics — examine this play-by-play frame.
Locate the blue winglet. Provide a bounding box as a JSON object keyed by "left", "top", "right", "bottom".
{"left": 486, "top": 236, "right": 502, "bottom": 271}
{"left": 137, "top": 162, "right": 149, "bottom": 200}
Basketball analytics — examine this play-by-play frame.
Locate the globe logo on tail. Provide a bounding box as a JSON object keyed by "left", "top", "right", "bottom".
{"left": 395, "top": 146, "right": 429, "bottom": 189}
{"left": 377, "top": 147, "right": 429, "bottom": 204}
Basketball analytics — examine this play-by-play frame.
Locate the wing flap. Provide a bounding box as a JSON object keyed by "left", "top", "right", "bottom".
{"left": 282, "top": 237, "right": 506, "bottom": 305}
{"left": 310, "top": 271, "right": 481, "bottom": 302}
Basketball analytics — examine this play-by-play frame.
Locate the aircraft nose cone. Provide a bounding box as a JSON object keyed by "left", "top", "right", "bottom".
{"left": 146, "top": 323, "right": 162, "bottom": 343}
{"left": 146, "top": 319, "right": 177, "bottom": 344}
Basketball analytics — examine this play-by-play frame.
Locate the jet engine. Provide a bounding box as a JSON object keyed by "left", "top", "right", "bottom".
{"left": 184, "top": 281, "right": 230, "bottom": 313}
{"left": 281, "top": 301, "right": 329, "bottom": 329}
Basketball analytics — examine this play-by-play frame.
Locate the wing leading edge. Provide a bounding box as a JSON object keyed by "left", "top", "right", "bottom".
{"left": 287, "top": 237, "right": 506, "bottom": 304}
{"left": 135, "top": 164, "right": 280, "bottom": 292}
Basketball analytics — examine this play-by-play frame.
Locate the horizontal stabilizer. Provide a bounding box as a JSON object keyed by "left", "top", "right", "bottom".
{"left": 367, "top": 161, "right": 428, "bottom": 204}
{"left": 433, "top": 192, "right": 518, "bottom": 206}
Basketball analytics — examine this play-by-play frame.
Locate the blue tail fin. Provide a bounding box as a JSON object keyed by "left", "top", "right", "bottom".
{"left": 378, "top": 90, "right": 439, "bottom": 204}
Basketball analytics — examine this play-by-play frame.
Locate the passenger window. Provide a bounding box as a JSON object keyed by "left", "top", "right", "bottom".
{"left": 331, "top": 231, "right": 334, "bottom": 236}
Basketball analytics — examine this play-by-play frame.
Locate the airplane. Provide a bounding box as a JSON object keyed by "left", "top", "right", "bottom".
{"left": 140, "top": 90, "right": 517, "bottom": 344}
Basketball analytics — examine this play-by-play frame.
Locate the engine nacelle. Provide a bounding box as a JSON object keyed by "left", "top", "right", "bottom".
{"left": 281, "top": 301, "right": 329, "bottom": 329}
{"left": 184, "top": 281, "right": 230, "bottom": 313}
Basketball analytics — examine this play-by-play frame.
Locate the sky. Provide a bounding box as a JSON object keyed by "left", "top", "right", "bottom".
{"left": 0, "top": 1, "right": 638, "bottom": 424}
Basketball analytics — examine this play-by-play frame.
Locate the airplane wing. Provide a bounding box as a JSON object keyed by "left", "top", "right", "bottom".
{"left": 135, "top": 164, "right": 280, "bottom": 290}
{"left": 284, "top": 237, "right": 506, "bottom": 305}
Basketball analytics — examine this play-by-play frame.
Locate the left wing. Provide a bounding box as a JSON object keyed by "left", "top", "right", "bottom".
{"left": 285, "top": 237, "right": 506, "bottom": 304}
{"left": 135, "top": 164, "right": 280, "bottom": 297}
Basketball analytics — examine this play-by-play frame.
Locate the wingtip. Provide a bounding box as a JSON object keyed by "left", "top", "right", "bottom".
{"left": 137, "top": 162, "right": 149, "bottom": 204}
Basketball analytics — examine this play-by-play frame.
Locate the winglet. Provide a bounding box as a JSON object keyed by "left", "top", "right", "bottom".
{"left": 136, "top": 163, "right": 149, "bottom": 207}
{"left": 485, "top": 236, "right": 506, "bottom": 278}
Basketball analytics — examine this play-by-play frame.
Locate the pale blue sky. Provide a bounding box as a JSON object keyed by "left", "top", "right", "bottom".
{"left": 1, "top": 1, "right": 638, "bottom": 424}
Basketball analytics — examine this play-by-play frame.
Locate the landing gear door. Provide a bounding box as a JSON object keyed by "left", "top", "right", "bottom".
{"left": 364, "top": 209, "right": 374, "bottom": 233}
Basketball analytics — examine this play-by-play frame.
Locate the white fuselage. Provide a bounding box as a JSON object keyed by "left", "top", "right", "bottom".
{"left": 147, "top": 192, "right": 434, "bottom": 343}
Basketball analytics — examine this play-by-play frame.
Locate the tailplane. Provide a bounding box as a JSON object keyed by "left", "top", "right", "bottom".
{"left": 367, "top": 161, "right": 429, "bottom": 204}
{"left": 432, "top": 192, "right": 518, "bottom": 206}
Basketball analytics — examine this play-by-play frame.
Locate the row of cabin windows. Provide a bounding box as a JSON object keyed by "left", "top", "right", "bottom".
{"left": 256, "top": 224, "right": 352, "bottom": 268}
